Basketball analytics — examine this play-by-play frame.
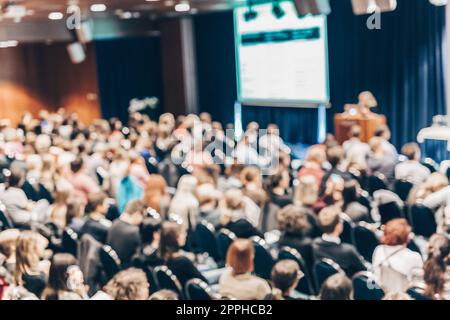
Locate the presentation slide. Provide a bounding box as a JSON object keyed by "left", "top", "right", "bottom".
{"left": 234, "top": 1, "right": 329, "bottom": 106}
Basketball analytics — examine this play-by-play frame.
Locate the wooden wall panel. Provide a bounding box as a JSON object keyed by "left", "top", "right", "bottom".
{"left": 0, "top": 42, "right": 100, "bottom": 126}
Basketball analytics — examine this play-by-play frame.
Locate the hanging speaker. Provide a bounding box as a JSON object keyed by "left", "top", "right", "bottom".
{"left": 292, "top": 0, "right": 331, "bottom": 17}
{"left": 66, "top": 42, "right": 86, "bottom": 64}
{"left": 351, "top": 0, "right": 397, "bottom": 15}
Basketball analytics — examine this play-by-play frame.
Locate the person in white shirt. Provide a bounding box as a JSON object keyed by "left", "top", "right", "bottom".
{"left": 374, "top": 124, "right": 398, "bottom": 160}
{"left": 233, "top": 135, "right": 271, "bottom": 167}
{"left": 258, "top": 124, "right": 291, "bottom": 155}
{"left": 395, "top": 142, "right": 430, "bottom": 185}
{"left": 372, "top": 218, "right": 423, "bottom": 293}
{"left": 343, "top": 125, "right": 370, "bottom": 168}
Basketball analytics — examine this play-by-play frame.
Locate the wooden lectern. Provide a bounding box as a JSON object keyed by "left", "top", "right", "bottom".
{"left": 334, "top": 104, "right": 387, "bottom": 144}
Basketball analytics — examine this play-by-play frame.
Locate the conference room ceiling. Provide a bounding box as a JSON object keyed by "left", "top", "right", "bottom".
{"left": 0, "top": 0, "right": 274, "bottom": 22}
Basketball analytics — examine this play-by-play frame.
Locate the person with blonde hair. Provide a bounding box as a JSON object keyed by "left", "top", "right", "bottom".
{"left": 298, "top": 145, "right": 326, "bottom": 189}
{"left": 101, "top": 268, "right": 149, "bottom": 300}
{"left": 0, "top": 229, "right": 21, "bottom": 276}
{"left": 13, "top": 231, "right": 50, "bottom": 297}
{"left": 240, "top": 166, "right": 267, "bottom": 207}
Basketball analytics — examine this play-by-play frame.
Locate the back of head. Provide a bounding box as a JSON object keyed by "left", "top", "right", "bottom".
{"left": 349, "top": 125, "right": 362, "bottom": 139}
{"left": 294, "top": 175, "right": 318, "bottom": 206}
{"left": 381, "top": 218, "right": 411, "bottom": 246}
{"left": 317, "top": 206, "right": 341, "bottom": 234}
{"left": 401, "top": 142, "right": 420, "bottom": 161}
{"left": 0, "top": 229, "right": 20, "bottom": 258}
{"left": 85, "top": 192, "right": 107, "bottom": 214}
{"left": 271, "top": 260, "right": 301, "bottom": 294}
{"left": 6, "top": 168, "right": 25, "bottom": 188}
{"left": 70, "top": 157, "right": 84, "bottom": 174}
{"left": 139, "top": 217, "right": 161, "bottom": 244}
{"left": 226, "top": 239, "right": 255, "bottom": 275}
{"left": 423, "top": 233, "right": 450, "bottom": 298}
{"left": 149, "top": 289, "right": 179, "bottom": 300}
{"left": 43, "top": 253, "right": 78, "bottom": 299}
{"left": 369, "top": 136, "right": 383, "bottom": 152}
{"left": 104, "top": 268, "right": 149, "bottom": 300}
{"left": 326, "top": 146, "right": 344, "bottom": 168}
{"left": 124, "top": 199, "right": 146, "bottom": 217}
{"left": 320, "top": 273, "right": 353, "bottom": 300}
{"left": 277, "top": 205, "right": 311, "bottom": 236}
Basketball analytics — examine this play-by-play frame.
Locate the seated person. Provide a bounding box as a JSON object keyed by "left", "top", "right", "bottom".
{"left": 374, "top": 124, "right": 398, "bottom": 160}
{"left": 342, "top": 180, "right": 370, "bottom": 223}
{"left": 131, "top": 217, "right": 163, "bottom": 269}
{"left": 79, "top": 192, "right": 111, "bottom": 244}
{"left": 41, "top": 253, "right": 88, "bottom": 300}
{"left": 395, "top": 142, "right": 430, "bottom": 186}
{"left": 372, "top": 218, "right": 423, "bottom": 293}
{"left": 343, "top": 125, "right": 370, "bottom": 168}
{"left": 266, "top": 170, "right": 292, "bottom": 208}
{"left": 0, "top": 229, "right": 21, "bottom": 276}
{"left": 298, "top": 146, "right": 326, "bottom": 190}
{"left": 277, "top": 205, "right": 315, "bottom": 272}
{"left": 13, "top": 231, "right": 50, "bottom": 298}
{"left": 195, "top": 183, "right": 222, "bottom": 228}
{"left": 319, "top": 273, "right": 353, "bottom": 300}
{"left": 266, "top": 260, "right": 304, "bottom": 300}
{"left": 149, "top": 289, "right": 179, "bottom": 300}
{"left": 313, "top": 206, "right": 366, "bottom": 277}
{"left": 159, "top": 221, "right": 207, "bottom": 287}
{"left": 410, "top": 233, "right": 450, "bottom": 300}
{"left": 320, "top": 146, "right": 353, "bottom": 194}
{"left": 219, "top": 239, "right": 271, "bottom": 300}
{"left": 366, "top": 137, "right": 398, "bottom": 181}
{"left": 107, "top": 200, "right": 147, "bottom": 268}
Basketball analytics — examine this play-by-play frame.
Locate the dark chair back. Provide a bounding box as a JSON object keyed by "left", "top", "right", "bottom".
{"left": 352, "top": 272, "right": 384, "bottom": 300}
{"left": 352, "top": 223, "right": 380, "bottom": 263}
{"left": 0, "top": 204, "right": 13, "bottom": 231}
{"left": 407, "top": 239, "right": 422, "bottom": 255}
{"left": 278, "top": 246, "right": 316, "bottom": 295}
{"left": 378, "top": 201, "right": 403, "bottom": 225}
{"left": 185, "top": 278, "right": 213, "bottom": 300}
{"left": 195, "top": 221, "right": 220, "bottom": 262}
{"left": 62, "top": 228, "right": 78, "bottom": 257}
{"left": 407, "top": 286, "right": 432, "bottom": 300}
{"left": 340, "top": 213, "right": 355, "bottom": 244}
{"left": 143, "top": 267, "right": 159, "bottom": 294}
{"left": 368, "top": 174, "right": 388, "bottom": 196}
{"left": 259, "top": 202, "right": 280, "bottom": 233}
{"left": 314, "top": 258, "right": 342, "bottom": 291}
{"left": 421, "top": 158, "right": 437, "bottom": 174}
{"left": 394, "top": 180, "right": 414, "bottom": 202}
{"left": 251, "top": 236, "right": 275, "bottom": 280}
{"left": 100, "top": 245, "right": 121, "bottom": 282}
{"left": 409, "top": 204, "right": 437, "bottom": 238}
{"left": 153, "top": 266, "right": 184, "bottom": 298}
{"left": 217, "top": 229, "right": 236, "bottom": 262}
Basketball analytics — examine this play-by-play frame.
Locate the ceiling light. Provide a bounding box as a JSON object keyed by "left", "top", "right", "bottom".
{"left": 48, "top": 12, "right": 64, "bottom": 20}
{"left": 90, "top": 4, "right": 107, "bottom": 12}
{"left": 175, "top": 2, "right": 190, "bottom": 12}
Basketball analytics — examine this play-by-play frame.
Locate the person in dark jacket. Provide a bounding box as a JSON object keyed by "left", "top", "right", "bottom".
{"left": 312, "top": 206, "right": 366, "bottom": 277}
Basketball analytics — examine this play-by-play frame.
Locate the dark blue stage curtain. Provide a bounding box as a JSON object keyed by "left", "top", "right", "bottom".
{"left": 194, "top": 11, "right": 319, "bottom": 145}
{"left": 95, "top": 37, "right": 164, "bottom": 122}
{"left": 327, "top": 0, "right": 447, "bottom": 151}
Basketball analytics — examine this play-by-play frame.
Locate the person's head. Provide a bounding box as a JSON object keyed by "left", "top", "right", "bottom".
{"left": 199, "top": 112, "right": 212, "bottom": 124}
{"left": 342, "top": 180, "right": 360, "bottom": 208}
{"left": 358, "top": 91, "right": 377, "bottom": 108}
{"left": 226, "top": 239, "right": 255, "bottom": 276}
{"left": 349, "top": 125, "right": 362, "bottom": 139}
{"left": 0, "top": 229, "right": 20, "bottom": 260}
{"left": 144, "top": 174, "right": 167, "bottom": 212}
{"left": 374, "top": 124, "right": 391, "bottom": 140}
{"left": 139, "top": 217, "right": 162, "bottom": 245}
{"left": 159, "top": 221, "right": 186, "bottom": 261}
{"left": 70, "top": 157, "right": 84, "bottom": 174}
{"left": 401, "top": 142, "right": 421, "bottom": 161}
{"left": 85, "top": 192, "right": 108, "bottom": 215}
{"left": 176, "top": 174, "right": 198, "bottom": 194}
{"left": 14, "top": 231, "right": 49, "bottom": 285}
{"left": 381, "top": 218, "right": 411, "bottom": 246}
{"left": 277, "top": 205, "right": 312, "bottom": 236}
{"left": 294, "top": 175, "right": 318, "bottom": 206}
{"left": 369, "top": 136, "right": 384, "bottom": 153}
{"left": 66, "top": 200, "right": 84, "bottom": 226}
{"left": 6, "top": 168, "right": 25, "bottom": 188}
{"left": 423, "top": 233, "right": 450, "bottom": 299}
{"left": 149, "top": 289, "right": 179, "bottom": 300}
{"left": 240, "top": 166, "right": 261, "bottom": 187}
{"left": 267, "top": 170, "right": 290, "bottom": 191}
{"left": 326, "top": 146, "right": 344, "bottom": 168}
{"left": 123, "top": 199, "right": 147, "bottom": 225}
{"left": 196, "top": 183, "right": 221, "bottom": 209}
{"left": 103, "top": 268, "right": 149, "bottom": 300}
{"left": 317, "top": 206, "right": 343, "bottom": 236}
{"left": 271, "top": 260, "right": 302, "bottom": 296}
{"left": 306, "top": 146, "right": 326, "bottom": 165}
{"left": 43, "top": 253, "right": 81, "bottom": 299}
{"left": 319, "top": 273, "right": 353, "bottom": 300}
{"left": 382, "top": 292, "right": 413, "bottom": 300}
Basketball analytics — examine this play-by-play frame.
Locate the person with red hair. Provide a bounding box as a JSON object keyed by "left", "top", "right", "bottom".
{"left": 372, "top": 218, "right": 423, "bottom": 293}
